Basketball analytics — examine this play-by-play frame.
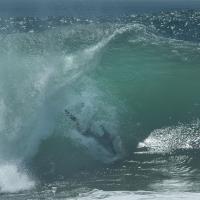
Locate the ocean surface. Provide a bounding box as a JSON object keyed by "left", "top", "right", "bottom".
{"left": 0, "top": 2, "right": 200, "bottom": 199}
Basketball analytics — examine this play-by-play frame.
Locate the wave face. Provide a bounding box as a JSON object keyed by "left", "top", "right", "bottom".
{"left": 0, "top": 10, "right": 200, "bottom": 193}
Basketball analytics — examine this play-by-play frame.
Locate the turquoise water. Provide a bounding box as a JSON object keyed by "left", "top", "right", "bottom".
{"left": 0, "top": 10, "right": 200, "bottom": 199}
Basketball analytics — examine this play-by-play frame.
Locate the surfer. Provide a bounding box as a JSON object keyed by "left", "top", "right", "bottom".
{"left": 64, "top": 109, "right": 117, "bottom": 155}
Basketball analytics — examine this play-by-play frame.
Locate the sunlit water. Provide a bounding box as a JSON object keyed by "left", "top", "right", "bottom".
{"left": 0, "top": 9, "right": 200, "bottom": 199}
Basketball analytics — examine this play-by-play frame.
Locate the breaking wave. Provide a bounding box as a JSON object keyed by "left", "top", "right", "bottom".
{"left": 0, "top": 10, "right": 200, "bottom": 193}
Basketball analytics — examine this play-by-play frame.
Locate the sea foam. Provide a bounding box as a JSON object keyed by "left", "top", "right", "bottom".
{"left": 0, "top": 163, "right": 35, "bottom": 193}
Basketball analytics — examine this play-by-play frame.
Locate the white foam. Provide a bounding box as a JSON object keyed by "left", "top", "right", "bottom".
{"left": 138, "top": 120, "right": 200, "bottom": 153}
{"left": 34, "top": 67, "right": 54, "bottom": 93}
{"left": 0, "top": 23, "right": 135, "bottom": 188}
{"left": 0, "top": 163, "right": 35, "bottom": 193}
{"left": 67, "top": 189, "right": 200, "bottom": 200}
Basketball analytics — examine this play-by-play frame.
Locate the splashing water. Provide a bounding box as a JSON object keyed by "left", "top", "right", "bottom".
{"left": 0, "top": 11, "right": 200, "bottom": 197}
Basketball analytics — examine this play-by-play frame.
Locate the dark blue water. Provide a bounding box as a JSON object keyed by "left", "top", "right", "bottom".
{"left": 0, "top": 0, "right": 200, "bottom": 17}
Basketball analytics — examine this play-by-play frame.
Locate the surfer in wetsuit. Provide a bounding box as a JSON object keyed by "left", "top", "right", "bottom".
{"left": 64, "top": 109, "right": 117, "bottom": 155}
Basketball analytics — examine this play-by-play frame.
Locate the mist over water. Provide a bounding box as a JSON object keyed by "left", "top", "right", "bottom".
{"left": 0, "top": 1, "right": 200, "bottom": 199}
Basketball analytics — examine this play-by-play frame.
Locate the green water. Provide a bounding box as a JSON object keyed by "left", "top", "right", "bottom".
{"left": 0, "top": 10, "right": 200, "bottom": 199}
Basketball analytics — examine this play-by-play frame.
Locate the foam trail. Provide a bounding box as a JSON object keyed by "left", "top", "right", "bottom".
{"left": 67, "top": 189, "right": 200, "bottom": 200}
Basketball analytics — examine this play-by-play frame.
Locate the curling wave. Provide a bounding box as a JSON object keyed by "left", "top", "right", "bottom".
{"left": 0, "top": 10, "right": 200, "bottom": 192}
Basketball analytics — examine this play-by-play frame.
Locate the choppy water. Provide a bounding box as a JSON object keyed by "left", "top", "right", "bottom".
{"left": 0, "top": 9, "right": 200, "bottom": 199}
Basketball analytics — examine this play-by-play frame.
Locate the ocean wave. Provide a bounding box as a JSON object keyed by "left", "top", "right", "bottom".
{"left": 0, "top": 11, "right": 200, "bottom": 192}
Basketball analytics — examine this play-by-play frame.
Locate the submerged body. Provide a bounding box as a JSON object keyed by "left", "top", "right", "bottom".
{"left": 65, "top": 109, "right": 117, "bottom": 155}
{"left": 0, "top": 10, "right": 200, "bottom": 199}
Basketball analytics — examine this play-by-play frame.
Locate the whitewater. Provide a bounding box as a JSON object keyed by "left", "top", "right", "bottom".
{"left": 0, "top": 10, "right": 200, "bottom": 199}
